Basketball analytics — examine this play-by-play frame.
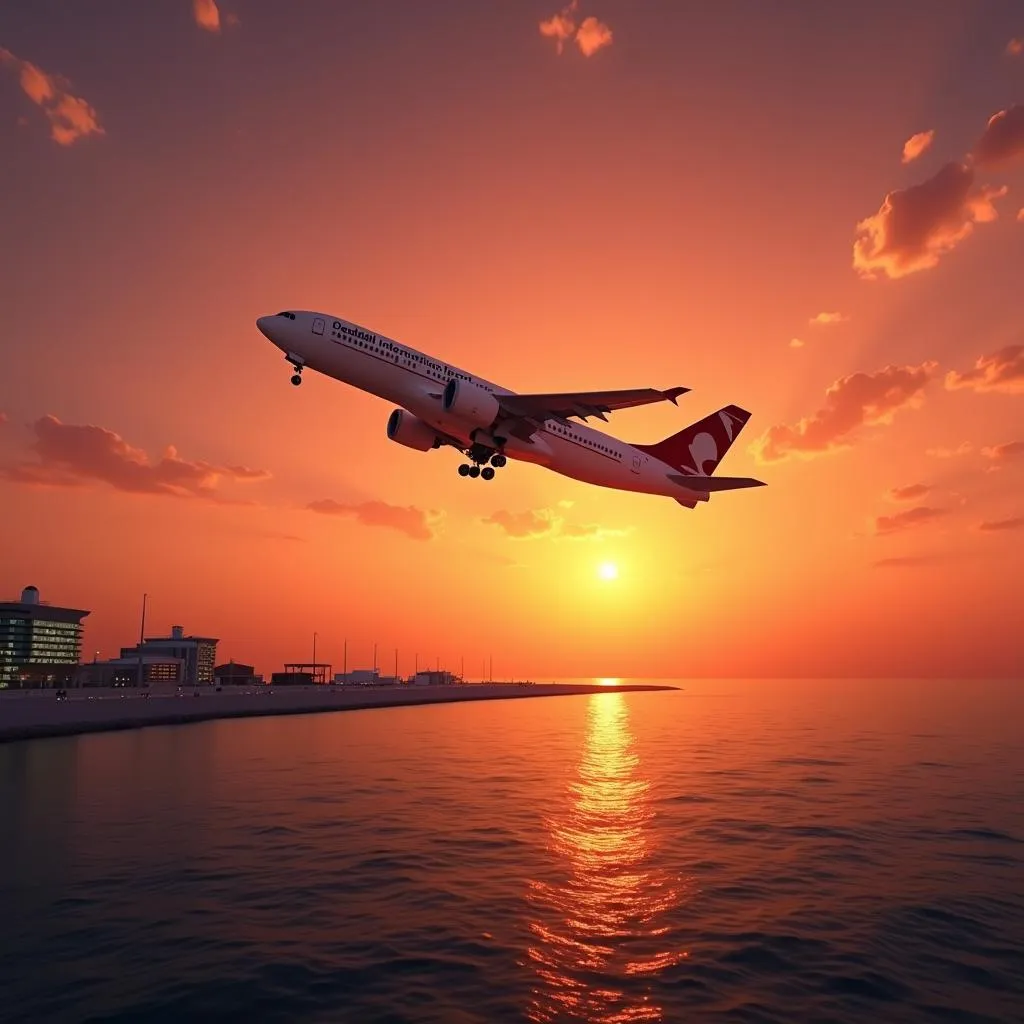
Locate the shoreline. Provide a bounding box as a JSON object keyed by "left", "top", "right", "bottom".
{"left": 0, "top": 682, "right": 678, "bottom": 743}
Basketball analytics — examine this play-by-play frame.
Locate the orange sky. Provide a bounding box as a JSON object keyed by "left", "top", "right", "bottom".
{"left": 1, "top": 1, "right": 1022, "bottom": 679}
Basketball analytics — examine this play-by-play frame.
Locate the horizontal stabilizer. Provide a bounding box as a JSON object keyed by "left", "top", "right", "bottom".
{"left": 669, "top": 473, "right": 766, "bottom": 492}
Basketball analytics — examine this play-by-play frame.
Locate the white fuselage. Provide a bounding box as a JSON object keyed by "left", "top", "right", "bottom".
{"left": 257, "top": 310, "right": 705, "bottom": 501}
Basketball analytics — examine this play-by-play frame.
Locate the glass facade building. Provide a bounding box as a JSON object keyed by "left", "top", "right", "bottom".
{"left": 0, "top": 586, "right": 90, "bottom": 688}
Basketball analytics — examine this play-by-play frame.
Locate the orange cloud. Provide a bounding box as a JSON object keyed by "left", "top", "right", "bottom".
{"left": 889, "top": 483, "right": 931, "bottom": 501}
{"left": 192, "top": 0, "right": 221, "bottom": 31}
{"left": 539, "top": 3, "right": 613, "bottom": 57}
{"left": 875, "top": 506, "right": 948, "bottom": 535}
{"left": 1008, "top": 38, "right": 1023, "bottom": 56}
{"left": 982, "top": 441, "right": 1024, "bottom": 461}
{"left": 902, "top": 129, "right": 935, "bottom": 164}
{"left": 971, "top": 105, "right": 1024, "bottom": 168}
{"left": 307, "top": 499, "right": 440, "bottom": 540}
{"left": 752, "top": 362, "right": 937, "bottom": 463}
{"left": 539, "top": 1, "right": 578, "bottom": 54}
{"left": 789, "top": 337, "right": 805, "bottom": 349}
{"left": 945, "top": 344, "right": 1024, "bottom": 395}
{"left": 853, "top": 162, "right": 1006, "bottom": 279}
{"left": 978, "top": 516, "right": 1024, "bottom": 531}
{"left": 1018, "top": 208, "right": 1024, "bottom": 222}
{"left": 809, "top": 312, "right": 846, "bottom": 326}
{"left": 0, "top": 48, "right": 103, "bottom": 145}
{"left": 482, "top": 507, "right": 626, "bottom": 541}
{"left": 575, "top": 16, "right": 613, "bottom": 56}
{"left": 926, "top": 441, "right": 972, "bottom": 458}
{"left": 2, "top": 415, "right": 270, "bottom": 498}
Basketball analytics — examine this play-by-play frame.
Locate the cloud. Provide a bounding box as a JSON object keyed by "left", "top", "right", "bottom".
{"left": 1, "top": 415, "right": 270, "bottom": 499}
{"left": 0, "top": 48, "right": 103, "bottom": 145}
{"left": 789, "top": 337, "right": 805, "bottom": 349}
{"left": 889, "top": 483, "right": 931, "bottom": 501}
{"left": 978, "top": 516, "right": 1024, "bottom": 532}
{"left": 575, "top": 16, "right": 613, "bottom": 56}
{"left": 539, "top": 2, "right": 613, "bottom": 57}
{"left": 193, "top": 0, "right": 220, "bottom": 31}
{"left": 483, "top": 508, "right": 560, "bottom": 539}
{"left": 874, "top": 506, "right": 948, "bottom": 535}
{"left": 752, "top": 362, "right": 937, "bottom": 463}
{"left": 809, "top": 312, "right": 847, "bottom": 326}
{"left": 926, "top": 441, "right": 972, "bottom": 458}
{"left": 307, "top": 499, "right": 440, "bottom": 540}
{"left": 971, "top": 105, "right": 1024, "bottom": 168}
{"left": 945, "top": 344, "right": 1024, "bottom": 395}
{"left": 1008, "top": 38, "right": 1023, "bottom": 57}
{"left": 482, "top": 507, "right": 627, "bottom": 541}
{"left": 539, "top": 1, "right": 578, "bottom": 54}
{"left": 853, "top": 161, "right": 1006, "bottom": 279}
{"left": 981, "top": 441, "right": 1024, "bottom": 461}
{"left": 0, "top": 412, "right": 7, "bottom": 425}
{"left": 1018, "top": 208, "right": 1024, "bottom": 223}
{"left": 902, "top": 129, "right": 935, "bottom": 164}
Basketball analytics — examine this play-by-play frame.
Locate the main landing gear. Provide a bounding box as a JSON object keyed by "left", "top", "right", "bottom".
{"left": 458, "top": 450, "right": 507, "bottom": 480}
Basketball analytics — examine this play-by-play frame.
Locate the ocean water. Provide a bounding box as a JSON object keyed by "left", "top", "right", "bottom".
{"left": 2, "top": 679, "right": 1023, "bottom": 1023}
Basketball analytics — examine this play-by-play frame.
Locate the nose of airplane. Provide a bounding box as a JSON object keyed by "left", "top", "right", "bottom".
{"left": 256, "top": 315, "right": 272, "bottom": 338}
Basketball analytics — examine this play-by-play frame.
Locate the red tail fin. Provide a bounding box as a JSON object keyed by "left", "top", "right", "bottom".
{"left": 634, "top": 405, "right": 751, "bottom": 475}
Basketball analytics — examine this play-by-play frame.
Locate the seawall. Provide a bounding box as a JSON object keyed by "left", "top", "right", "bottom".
{"left": 0, "top": 682, "right": 678, "bottom": 743}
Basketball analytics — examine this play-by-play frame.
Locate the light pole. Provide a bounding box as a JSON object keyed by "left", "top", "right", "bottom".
{"left": 136, "top": 592, "right": 148, "bottom": 689}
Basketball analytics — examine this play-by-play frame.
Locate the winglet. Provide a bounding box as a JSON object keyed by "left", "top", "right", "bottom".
{"left": 662, "top": 387, "right": 689, "bottom": 405}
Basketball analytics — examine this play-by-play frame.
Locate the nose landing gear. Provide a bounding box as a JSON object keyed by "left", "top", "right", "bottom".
{"left": 286, "top": 356, "right": 304, "bottom": 386}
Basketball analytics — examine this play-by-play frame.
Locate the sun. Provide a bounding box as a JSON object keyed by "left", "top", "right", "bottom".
{"left": 597, "top": 561, "right": 619, "bottom": 581}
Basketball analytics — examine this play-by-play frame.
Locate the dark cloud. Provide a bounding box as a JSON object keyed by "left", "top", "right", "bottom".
{"left": 971, "top": 105, "right": 1024, "bottom": 168}
{"left": 873, "top": 554, "right": 949, "bottom": 569}
{"left": 874, "top": 506, "right": 948, "bottom": 535}
{"left": 889, "top": 483, "right": 931, "bottom": 501}
{"left": 2, "top": 415, "right": 270, "bottom": 499}
{"left": 307, "top": 499, "right": 439, "bottom": 540}
{"left": 853, "top": 162, "right": 1005, "bottom": 279}
{"left": 752, "top": 362, "right": 937, "bottom": 463}
{"left": 978, "top": 516, "right": 1024, "bottom": 532}
{"left": 946, "top": 345, "right": 1024, "bottom": 395}
{"left": 981, "top": 441, "right": 1024, "bottom": 461}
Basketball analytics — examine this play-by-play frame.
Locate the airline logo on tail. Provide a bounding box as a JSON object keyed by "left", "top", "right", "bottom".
{"left": 680, "top": 407, "right": 748, "bottom": 474}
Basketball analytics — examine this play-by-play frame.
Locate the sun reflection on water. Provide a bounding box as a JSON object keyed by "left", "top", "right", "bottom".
{"left": 524, "top": 692, "right": 687, "bottom": 1022}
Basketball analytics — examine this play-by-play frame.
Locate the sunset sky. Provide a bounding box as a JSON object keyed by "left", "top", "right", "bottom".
{"left": 1, "top": 0, "right": 1022, "bottom": 680}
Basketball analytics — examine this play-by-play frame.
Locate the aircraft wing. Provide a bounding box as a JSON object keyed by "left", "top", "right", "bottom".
{"left": 498, "top": 386, "right": 689, "bottom": 428}
{"left": 669, "top": 473, "right": 766, "bottom": 492}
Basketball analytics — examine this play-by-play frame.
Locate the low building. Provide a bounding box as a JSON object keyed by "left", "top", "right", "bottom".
{"left": 0, "top": 585, "right": 90, "bottom": 689}
{"left": 214, "top": 662, "right": 262, "bottom": 686}
{"left": 412, "top": 670, "right": 459, "bottom": 686}
{"left": 270, "top": 671, "right": 313, "bottom": 686}
{"left": 334, "top": 669, "right": 379, "bottom": 685}
{"left": 120, "top": 625, "right": 218, "bottom": 686}
{"left": 75, "top": 656, "right": 184, "bottom": 688}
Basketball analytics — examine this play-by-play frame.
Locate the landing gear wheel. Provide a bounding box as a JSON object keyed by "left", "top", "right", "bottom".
{"left": 481, "top": 467, "right": 495, "bottom": 480}
{"left": 458, "top": 464, "right": 470, "bottom": 477}
{"left": 491, "top": 454, "right": 506, "bottom": 468}
{"left": 468, "top": 465, "right": 481, "bottom": 478}
{"left": 290, "top": 374, "right": 302, "bottom": 386}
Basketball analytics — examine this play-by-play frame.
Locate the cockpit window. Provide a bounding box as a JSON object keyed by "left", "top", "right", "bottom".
{"left": 276, "top": 311, "right": 297, "bottom": 320}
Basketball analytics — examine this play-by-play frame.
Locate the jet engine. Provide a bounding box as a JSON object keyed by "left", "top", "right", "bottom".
{"left": 442, "top": 378, "right": 499, "bottom": 430}
{"left": 386, "top": 409, "right": 441, "bottom": 452}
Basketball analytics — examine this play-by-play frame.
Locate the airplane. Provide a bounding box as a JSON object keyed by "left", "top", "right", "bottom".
{"left": 255, "top": 310, "right": 765, "bottom": 507}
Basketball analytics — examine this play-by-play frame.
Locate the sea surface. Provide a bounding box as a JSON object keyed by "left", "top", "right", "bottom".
{"left": 2, "top": 678, "right": 1023, "bottom": 1023}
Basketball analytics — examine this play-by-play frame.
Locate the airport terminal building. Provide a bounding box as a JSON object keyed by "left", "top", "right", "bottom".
{"left": 0, "top": 585, "right": 90, "bottom": 688}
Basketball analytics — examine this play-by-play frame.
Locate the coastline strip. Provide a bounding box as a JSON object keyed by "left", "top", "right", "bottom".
{"left": 0, "top": 683, "right": 678, "bottom": 743}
